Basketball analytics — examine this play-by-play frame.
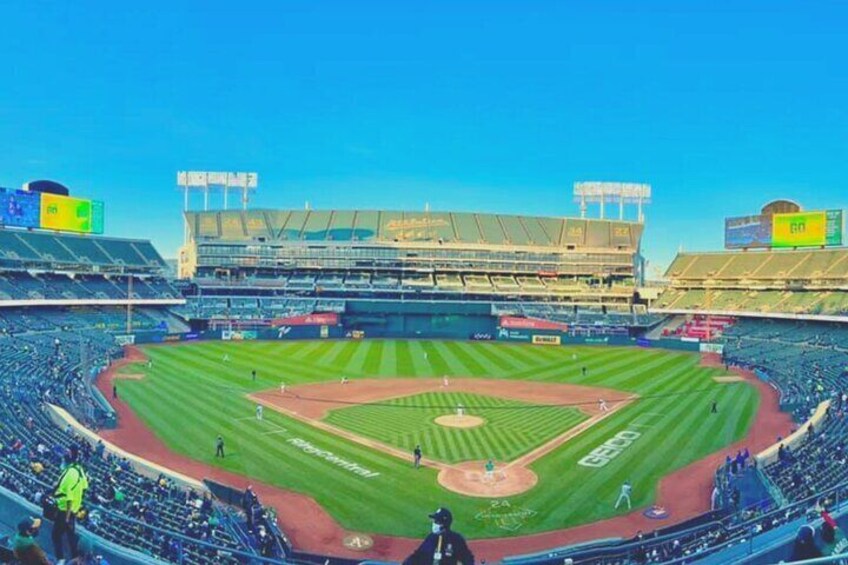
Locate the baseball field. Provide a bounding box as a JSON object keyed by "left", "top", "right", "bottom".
{"left": 114, "top": 339, "right": 759, "bottom": 540}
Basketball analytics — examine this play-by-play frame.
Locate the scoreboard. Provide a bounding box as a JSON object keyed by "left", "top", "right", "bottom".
{"left": 726, "top": 209, "right": 843, "bottom": 249}
{"left": 771, "top": 210, "right": 842, "bottom": 248}
{"left": 40, "top": 193, "right": 105, "bottom": 234}
{"left": 0, "top": 188, "right": 104, "bottom": 234}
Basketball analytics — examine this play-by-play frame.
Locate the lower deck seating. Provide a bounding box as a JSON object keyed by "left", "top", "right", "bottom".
{"left": 0, "top": 308, "right": 288, "bottom": 564}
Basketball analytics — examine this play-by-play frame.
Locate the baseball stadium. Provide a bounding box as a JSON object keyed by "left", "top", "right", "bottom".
{"left": 0, "top": 176, "right": 846, "bottom": 565}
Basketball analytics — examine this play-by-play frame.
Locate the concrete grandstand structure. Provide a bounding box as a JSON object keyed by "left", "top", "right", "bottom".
{"left": 653, "top": 248, "right": 848, "bottom": 321}
{"left": 0, "top": 229, "right": 182, "bottom": 308}
{"left": 178, "top": 209, "right": 657, "bottom": 332}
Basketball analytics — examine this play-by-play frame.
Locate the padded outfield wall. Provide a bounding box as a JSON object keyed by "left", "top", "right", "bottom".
{"left": 160, "top": 300, "right": 695, "bottom": 349}
{"left": 343, "top": 299, "right": 496, "bottom": 339}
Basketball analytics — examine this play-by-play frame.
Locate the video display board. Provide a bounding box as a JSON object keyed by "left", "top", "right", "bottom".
{"left": 39, "top": 193, "right": 104, "bottom": 234}
{"left": 726, "top": 209, "right": 843, "bottom": 249}
{"left": 772, "top": 210, "right": 843, "bottom": 248}
{"left": 0, "top": 188, "right": 42, "bottom": 228}
{"left": 825, "top": 209, "right": 844, "bottom": 246}
{"left": 772, "top": 211, "right": 827, "bottom": 248}
{"left": 725, "top": 215, "right": 773, "bottom": 249}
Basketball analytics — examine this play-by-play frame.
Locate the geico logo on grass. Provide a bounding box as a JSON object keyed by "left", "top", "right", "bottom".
{"left": 577, "top": 430, "right": 642, "bottom": 468}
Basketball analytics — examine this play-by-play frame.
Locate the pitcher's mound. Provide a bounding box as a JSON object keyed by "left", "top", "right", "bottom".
{"left": 435, "top": 415, "right": 485, "bottom": 429}
{"left": 438, "top": 461, "right": 538, "bottom": 497}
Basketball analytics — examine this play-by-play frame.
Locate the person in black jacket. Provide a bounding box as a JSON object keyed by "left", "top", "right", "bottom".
{"left": 789, "top": 524, "right": 822, "bottom": 562}
{"left": 403, "top": 508, "right": 474, "bottom": 565}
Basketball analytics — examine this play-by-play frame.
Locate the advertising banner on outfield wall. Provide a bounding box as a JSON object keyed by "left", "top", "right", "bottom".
{"left": 254, "top": 325, "right": 346, "bottom": 340}
{"left": 700, "top": 343, "right": 725, "bottom": 355}
{"left": 221, "top": 330, "right": 257, "bottom": 341}
{"left": 532, "top": 335, "right": 561, "bottom": 345}
{"left": 114, "top": 334, "right": 135, "bottom": 346}
{"left": 270, "top": 313, "right": 339, "bottom": 327}
{"left": 499, "top": 316, "right": 569, "bottom": 332}
{"left": 496, "top": 328, "right": 533, "bottom": 341}
{"left": 470, "top": 333, "right": 494, "bottom": 341}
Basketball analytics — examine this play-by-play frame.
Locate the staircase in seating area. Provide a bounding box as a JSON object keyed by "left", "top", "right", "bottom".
{"left": 646, "top": 315, "right": 686, "bottom": 339}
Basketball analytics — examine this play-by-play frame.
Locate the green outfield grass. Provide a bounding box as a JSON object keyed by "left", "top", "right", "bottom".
{"left": 324, "top": 391, "right": 587, "bottom": 463}
{"left": 116, "top": 340, "right": 759, "bottom": 539}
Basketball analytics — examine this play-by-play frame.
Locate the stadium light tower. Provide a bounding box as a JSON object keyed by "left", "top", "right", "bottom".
{"left": 177, "top": 171, "right": 259, "bottom": 242}
{"left": 573, "top": 182, "right": 651, "bottom": 222}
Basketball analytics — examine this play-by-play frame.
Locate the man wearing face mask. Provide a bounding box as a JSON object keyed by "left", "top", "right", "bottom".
{"left": 403, "top": 507, "right": 474, "bottom": 565}
{"left": 13, "top": 517, "right": 50, "bottom": 565}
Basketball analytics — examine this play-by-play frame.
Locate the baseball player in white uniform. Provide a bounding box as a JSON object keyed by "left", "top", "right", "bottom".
{"left": 615, "top": 481, "right": 632, "bottom": 509}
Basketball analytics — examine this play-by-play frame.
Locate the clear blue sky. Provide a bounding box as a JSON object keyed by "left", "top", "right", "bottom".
{"left": 1, "top": 1, "right": 846, "bottom": 273}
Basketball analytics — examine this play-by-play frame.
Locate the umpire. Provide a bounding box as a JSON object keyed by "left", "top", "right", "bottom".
{"left": 403, "top": 507, "right": 474, "bottom": 565}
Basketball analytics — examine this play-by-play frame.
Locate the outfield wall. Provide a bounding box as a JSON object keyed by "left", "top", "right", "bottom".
{"left": 127, "top": 320, "right": 705, "bottom": 351}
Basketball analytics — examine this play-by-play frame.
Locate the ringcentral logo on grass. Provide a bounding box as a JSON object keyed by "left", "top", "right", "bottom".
{"left": 577, "top": 430, "right": 642, "bottom": 468}
{"left": 287, "top": 438, "right": 380, "bottom": 478}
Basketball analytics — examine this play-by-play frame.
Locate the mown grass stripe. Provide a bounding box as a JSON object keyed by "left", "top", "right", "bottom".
{"left": 123, "top": 340, "right": 761, "bottom": 539}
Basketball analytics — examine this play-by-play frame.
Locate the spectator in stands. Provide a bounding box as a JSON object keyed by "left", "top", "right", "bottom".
{"left": 257, "top": 524, "right": 275, "bottom": 557}
{"left": 820, "top": 509, "right": 848, "bottom": 557}
{"left": 710, "top": 484, "right": 720, "bottom": 510}
{"left": 53, "top": 445, "right": 89, "bottom": 562}
{"left": 789, "top": 524, "right": 822, "bottom": 562}
{"left": 403, "top": 508, "right": 474, "bottom": 565}
{"left": 93, "top": 440, "right": 105, "bottom": 460}
{"left": 13, "top": 517, "right": 50, "bottom": 565}
{"left": 242, "top": 485, "right": 259, "bottom": 532}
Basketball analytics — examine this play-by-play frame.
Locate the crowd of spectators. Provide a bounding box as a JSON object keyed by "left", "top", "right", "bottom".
{"left": 0, "top": 309, "right": 288, "bottom": 564}
{"left": 0, "top": 271, "right": 178, "bottom": 302}
{"left": 722, "top": 320, "right": 848, "bottom": 502}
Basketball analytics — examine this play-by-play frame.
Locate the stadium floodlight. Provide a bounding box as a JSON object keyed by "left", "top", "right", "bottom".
{"left": 177, "top": 171, "right": 259, "bottom": 244}
{"left": 176, "top": 171, "right": 258, "bottom": 212}
{"left": 573, "top": 182, "right": 651, "bottom": 222}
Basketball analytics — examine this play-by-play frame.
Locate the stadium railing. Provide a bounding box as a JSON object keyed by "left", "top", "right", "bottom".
{"left": 791, "top": 556, "right": 848, "bottom": 565}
